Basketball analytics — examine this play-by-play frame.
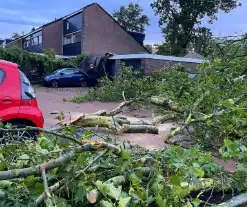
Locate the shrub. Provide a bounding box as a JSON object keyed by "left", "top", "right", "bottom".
{"left": 0, "top": 47, "right": 86, "bottom": 80}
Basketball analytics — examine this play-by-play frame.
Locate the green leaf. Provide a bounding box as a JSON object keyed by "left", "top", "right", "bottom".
{"left": 121, "top": 150, "right": 131, "bottom": 160}
{"left": 100, "top": 200, "right": 113, "bottom": 207}
{"left": 129, "top": 173, "right": 140, "bottom": 187}
{"left": 75, "top": 185, "right": 86, "bottom": 203}
{"left": 118, "top": 197, "right": 131, "bottom": 207}
{"left": 155, "top": 194, "right": 167, "bottom": 207}
{"left": 35, "top": 143, "right": 48, "bottom": 154}
{"left": 24, "top": 175, "right": 36, "bottom": 187}
{"left": 56, "top": 112, "right": 65, "bottom": 121}
{"left": 192, "top": 198, "right": 201, "bottom": 206}
{"left": 0, "top": 161, "right": 7, "bottom": 171}
{"left": 95, "top": 181, "right": 122, "bottom": 201}
{"left": 170, "top": 176, "right": 181, "bottom": 186}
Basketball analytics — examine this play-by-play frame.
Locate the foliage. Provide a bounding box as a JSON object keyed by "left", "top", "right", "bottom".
{"left": 74, "top": 65, "right": 156, "bottom": 102}
{"left": 144, "top": 44, "right": 154, "bottom": 54}
{"left": 151, "top": 0, "right": 241, "bottom": 56}
{"left": 155, "top": 58, "right": 247, "bottom": 147}
{"left": 205, "top": 33, "right": 247, "bottom": 61}
{"left": 12, "top": 33, "right": 21, "bottom": 40}
{"left": 73, "top": 52, "right": 247, "bottom": 148}
{"left": 1, "top": 122, "right": 247, "bottom": 206}
{"left": 113, "top": 3, "right": 150, "bottom": 33}
{"left": 0, "top": 47, "right": 86, "bottom": 80}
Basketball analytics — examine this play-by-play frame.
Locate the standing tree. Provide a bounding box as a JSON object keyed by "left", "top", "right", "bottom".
{"left": 145, "top": 44, "right": 154, "bottom": 53}
{"left": 113, "top": 3, "right": 150, "bottom": 33}
{"left": 151, "top": 0, "right": 241, "bottom": 56}
{"left": 12, "top": 32, "right": 21, "bottom": 39}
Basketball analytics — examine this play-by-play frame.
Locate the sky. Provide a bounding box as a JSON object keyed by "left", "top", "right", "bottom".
{"left": 0, "top": 0, "right": 246, "bottom": 44}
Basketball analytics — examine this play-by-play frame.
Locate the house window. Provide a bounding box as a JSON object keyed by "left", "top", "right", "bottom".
{"left": 32, "top": 37, "right": 39, "bottom": 46}
{"left": 63, "top": 32, "right": 81, "bottom": 45}
{"left": 39, "top": 36, "right": 42, "bottom": 44}
{"left": 23, "top": 31, "right": 42, "bottom": 48}
{"left": 63, "top": 13, "right": 82, "bottom": 35}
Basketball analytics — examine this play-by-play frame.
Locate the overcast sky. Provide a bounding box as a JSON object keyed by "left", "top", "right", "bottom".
{"left": 0, "top": 0, "right": 246, "bottom": 44}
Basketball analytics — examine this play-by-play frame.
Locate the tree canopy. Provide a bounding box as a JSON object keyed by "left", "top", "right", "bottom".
{"left": 113, "top": 3, "right": 150, "bottom": 33}
{"left": 12, "top": 33, "right": 21, "bottom": 39}
{"left": 151, "top": 0, "right": 241, "bottom": 56}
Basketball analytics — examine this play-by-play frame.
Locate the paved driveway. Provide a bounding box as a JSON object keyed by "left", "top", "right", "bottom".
{"left": 36, "top": 87, "right": 172, "bottom": 150}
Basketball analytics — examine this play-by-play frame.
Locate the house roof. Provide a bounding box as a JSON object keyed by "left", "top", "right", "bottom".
{"left": 7, "top": 3, "right": 149, "bottom": 53}
{"left": 184, "top": 51, "right": 205, "bottom": 59}
{"left": 109, "top": 54, "right": 205, "bottom": 64}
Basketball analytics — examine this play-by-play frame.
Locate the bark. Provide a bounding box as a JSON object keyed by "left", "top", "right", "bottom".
{"left": 214, "top": 193, "right": 247, "bottom": 207}
{"left": 180, "top": 178, "right": 213, "bottom": 195}
{"left": 105, "top": 100, "right": 134, "bottom": 116}
{"left": 35, "top": 150, "right": 109, "bottom": 206}
{"left": 151, "top": 96, "right": 168, "bottom": 106}
{"left": 152, "top": 114, "right": 177, "bottom": 125}
{"left": 60, "top": 115, "right": 158, "bottom": 134}
{"left": 59, "top": 115, "right": 122, "bottom": 134}
{"left": 93, "top": 110, "right": 107, "bottom": 116}
{"left": 40, "top": 166, "right": 52, "bottom": 206}
{"left": 35, "top": 180, "right": 63, "bottom": 206}
{"left": 87, "top": 176, "right": 126, "bottom": 204}
{"left": 150, "top": 96, "right": 182, "bottom": 112}
{"left": 121, "top": 124, "right": 159, "bottom": 134}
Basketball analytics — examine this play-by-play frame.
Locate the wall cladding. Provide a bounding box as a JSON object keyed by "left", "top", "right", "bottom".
{"left": 82, "top": 4, "right": 148, "bottom": 55}
{"left": 43, "top": 20, "right": 63, "bottom": 55}
{"left": 6, "top": 39, "right": 22, "bottom": 48}
{"left": 141, "top": 59, "right": 200, "bottom": 76}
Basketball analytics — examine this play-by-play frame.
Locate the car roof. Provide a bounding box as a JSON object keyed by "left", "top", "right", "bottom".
{"left": 0, "top": 60, "right": 18, "bottom": 68}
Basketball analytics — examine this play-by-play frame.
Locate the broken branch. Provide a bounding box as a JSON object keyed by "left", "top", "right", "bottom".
{"left": 0, "top": 141, "right": 120, "bottom": 180}
{"left": 40, "top": 166, "right": 52, "bottom": 206}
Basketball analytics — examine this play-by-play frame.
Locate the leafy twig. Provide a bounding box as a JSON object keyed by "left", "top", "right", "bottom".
{"left": 40, "top": 165, "right": 53, "bottom": 206}
{"left": 0, "top": 126, "right": 82, "bottom": 145}
{"left": 35, "top": 149, "right": 108, "bottom": 206}
{"left": 0, "top": 142, "right": 120, "bottom": 180}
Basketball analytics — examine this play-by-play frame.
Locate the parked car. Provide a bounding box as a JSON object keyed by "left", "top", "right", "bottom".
{"left": 43, "top": 68, "right": 88, "bottom": 88}
{"left": 0, "top": 60, "right": 44, "bottom": 140}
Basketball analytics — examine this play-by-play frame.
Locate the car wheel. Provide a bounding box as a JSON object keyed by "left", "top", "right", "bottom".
{"left": 80, "top": 81, "right": 87, "bottom": 87}
{"left": 0, "top": 123, "right": 36, "bottom": 145}
{"left": 51, "top": 80, "right": 59, "bottom": 88}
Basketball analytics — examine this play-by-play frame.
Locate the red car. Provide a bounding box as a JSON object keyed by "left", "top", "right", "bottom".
{"left": 0, "top": 60, "right": 43, "bottom": 137}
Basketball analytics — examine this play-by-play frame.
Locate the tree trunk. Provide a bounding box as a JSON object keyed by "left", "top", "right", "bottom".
{"left": 214, "top": 193, "right": 247, "bottom": 207}
{"left": 152, "top": 114, "right": 177, "bottom": 125}
{"left": 121, "top": 124, "right": 159, "bottom": 134}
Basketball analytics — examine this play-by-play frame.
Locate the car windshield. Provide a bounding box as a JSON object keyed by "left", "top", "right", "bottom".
{"left": 53, "top": 69, "right": 64, "bottom": 74}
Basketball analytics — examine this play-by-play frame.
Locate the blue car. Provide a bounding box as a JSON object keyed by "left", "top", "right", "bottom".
{"left": 43, "top": 68, "right": 88, "bottom": 88}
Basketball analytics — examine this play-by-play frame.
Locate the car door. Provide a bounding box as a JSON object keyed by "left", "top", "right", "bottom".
{"left": 59, "top": 69, "right": 75, "bottom": 86}
{"left": 71, "top": 69, "right": 84, "bottom": 86}
{"left": 0, "top": 65, "right": 20, "bottom": 122}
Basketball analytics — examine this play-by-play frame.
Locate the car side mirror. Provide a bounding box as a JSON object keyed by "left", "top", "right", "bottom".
{"left": 60, "top": 72, "right": 64, "bottom": 76}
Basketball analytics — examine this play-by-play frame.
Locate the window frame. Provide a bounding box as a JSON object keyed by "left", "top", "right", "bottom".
{"left": 63, "top": 68, "right": 78, "bottom": 75}
{"left": 0, "top": 69, "right": 6, "bottom": 85}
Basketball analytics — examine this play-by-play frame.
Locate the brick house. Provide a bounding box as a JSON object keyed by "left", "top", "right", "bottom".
{"left": 6, "top": 3, "right": 149, "bottom": 56}
{"left": 108, "top": 54, "right": 205, "bottom": 77}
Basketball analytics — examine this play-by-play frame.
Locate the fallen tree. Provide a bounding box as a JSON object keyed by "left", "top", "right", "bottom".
{"left": 57, "top": 101, "right": 159, "bottom": 135}
{"left": 0, "top": 124, "right": 246, "bottom": 206}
